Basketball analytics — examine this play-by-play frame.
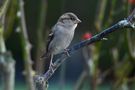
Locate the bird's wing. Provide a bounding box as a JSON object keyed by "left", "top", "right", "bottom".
{"left": 46, "top": 30, "right": 54, "bottom": 53}
{"left": 41, "top": 30, "right": 54, "bottom": 58}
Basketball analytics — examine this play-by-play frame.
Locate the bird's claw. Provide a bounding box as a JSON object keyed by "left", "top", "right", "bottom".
{"left": 64, "top": 49, "right": 70, "bottom": 57}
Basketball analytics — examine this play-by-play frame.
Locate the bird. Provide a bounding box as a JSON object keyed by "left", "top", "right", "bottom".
{"left": 41, "top": 12, "right": 81, "bottom": 72}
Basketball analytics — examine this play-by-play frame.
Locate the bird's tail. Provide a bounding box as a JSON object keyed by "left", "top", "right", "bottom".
{"left": 41, "top": 52, "right": 53, "bottom": 73}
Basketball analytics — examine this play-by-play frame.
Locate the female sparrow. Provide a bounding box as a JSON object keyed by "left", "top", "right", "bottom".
{"left": 42, "top": 12, "right": 81, "bottom": 72}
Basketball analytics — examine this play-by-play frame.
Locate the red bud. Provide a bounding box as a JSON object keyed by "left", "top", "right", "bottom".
{"left": 82, "top": 32, "right": 92, "bottom": 40}
{"left": 128, "top": 0, "right": 135, "bottom": 4}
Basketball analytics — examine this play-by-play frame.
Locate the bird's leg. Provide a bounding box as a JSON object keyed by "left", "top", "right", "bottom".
{"left": 49, "top": 55, "right": 55, "bottom": 73}
{"left": 64, "top": 48, "right": 70, "bottom": 57}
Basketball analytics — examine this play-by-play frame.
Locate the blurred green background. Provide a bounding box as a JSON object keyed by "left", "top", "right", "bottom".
{"left": 0, "top": 0, "right": 135, "bottom": 90}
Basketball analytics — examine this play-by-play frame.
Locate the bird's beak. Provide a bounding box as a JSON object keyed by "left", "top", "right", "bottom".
{"left": 76, "top": 19, "right": 81, "bottom": 23}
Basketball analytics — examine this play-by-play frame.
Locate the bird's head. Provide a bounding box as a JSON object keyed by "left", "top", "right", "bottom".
{"left": 58, "top": 12, "right": 81, "bottom": 27}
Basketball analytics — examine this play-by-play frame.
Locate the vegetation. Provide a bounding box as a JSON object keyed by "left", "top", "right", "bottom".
{"left": 0, "top": 0, "right": 135, "bottom": 90}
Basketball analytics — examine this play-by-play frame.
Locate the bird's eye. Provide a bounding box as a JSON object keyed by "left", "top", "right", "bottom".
{"left": 70, "top": 17, "right": 75, "bottom": 21}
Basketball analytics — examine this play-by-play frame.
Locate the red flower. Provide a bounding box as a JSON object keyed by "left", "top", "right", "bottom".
{"left": 82, "top": 32, "right": 92, "bottom": 40}
{"left": 128, "top": 0, "right": 135, "bottom": 4}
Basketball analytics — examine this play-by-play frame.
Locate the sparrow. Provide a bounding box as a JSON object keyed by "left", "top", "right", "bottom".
{"left": 42, "top": 12, "right": 81, "bottom": 72}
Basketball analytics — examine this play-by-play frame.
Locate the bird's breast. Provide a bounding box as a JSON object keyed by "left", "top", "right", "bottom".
{"left": 51, "top": 28, "right": 75, "bottom": 55}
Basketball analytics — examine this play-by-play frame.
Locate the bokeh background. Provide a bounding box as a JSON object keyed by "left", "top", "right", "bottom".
{"left": 0, "top": 0, "right": 135, "bottom": 90}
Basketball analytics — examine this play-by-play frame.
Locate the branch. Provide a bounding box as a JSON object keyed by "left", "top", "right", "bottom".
{"left": 0, "top": 1, "right": 15, "bottom": 90}
{"left": 94, "top": 0, "right": 107, "bottom": 31}
{"left": 0, "top": 52, "right": 15, "bottom": 90}
{"left": 0, "top": 0, "right": 10, "bottom": 22}
{"left": 19, "top": 0, "right": 35, "bottom": 90}
{"left": 34, "top": 8, "right": 135, "bottom": 89}
{"left": 35, "top": 0, "right": 48, "bottom": 74}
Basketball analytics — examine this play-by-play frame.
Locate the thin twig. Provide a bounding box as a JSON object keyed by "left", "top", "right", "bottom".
{"left": 94, "top": 0, "right": 107, "bottom": 31}
{"left": 34, "top": 8, "right": 135, "bottom": 89}
{"left": 0, "top": 0, "right": 10, "bottom": 22}
{"left": 74, "top": 71, "right": 87, "bottom": 90}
